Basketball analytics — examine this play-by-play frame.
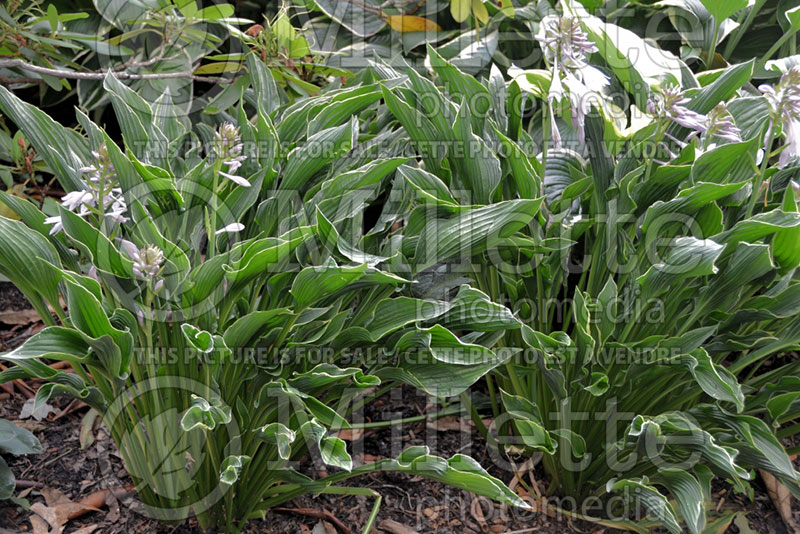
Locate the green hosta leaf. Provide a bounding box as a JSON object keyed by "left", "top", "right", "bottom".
{"left": 0, "top": 419, "right": 43, "bottom": 455}
{"left": 280, "top": 117, "right": 357, "bottom": 192}
{"left": 299, "top": 420, "right": 352, "bottom": 471}
{"left": 219, "top": 455, "right": 250, "bottom": 485}
{"left": 690, "top": 139, "right": 758, "bottom": 185}
{"left": 64, "top": 280, "right": 133, "bottom": 379}
{"left": 637, "top": 237, "right": 723, "bottom": 300}
{"left": 699, "top": 0, "right": 747, "bottom": 25}
{"left": 0, "top": 215, "right": 62, "bottom": 316}
{"left": 684, "top": 60, "right": 754, "bottom": 115}
{"left": 291, "top": 259, "right": 368, "bottom": 307}
{"left": 0, "top": 192, "right": 78, "bottom": 270}
{"left": 181, "top": 324, "right": 214, "bottom": 354}
{"left": 320, "top": 436, "right": 351, "bottom": 471}
{"left": 442, "top": 285, "right": 520, "bottom": 332}
{"left": 58, "top": 207, "right": 133, "bottom": 278}
{"left": 378, "top": 326, "right": 516, "bottom": 397}
{"left": 0, "top": 456, "right": 13, "bottom": 500}
{"left": 1, "top": 327, "right": 90, "bottom": 365}
{"left": 606, "top": 478, "right": 682, "bottom": 534}
{"left": 366, "top": 297, "right": 452, "bottom": 340}
{"left": 682, "top": 349, "right": 745, "bottom": 412}
{"left": 223, "top": 230, "right": 312, "bottom": 290}
{"left": 427, "top": 46, "right": 492, "bottom": 133}
{"left": 400, "top": 165, "right": 458, "bottom": 207}
{"left": 288, "top": 364, "right": 380, "bottom": 392}
{"left": 412, "top": 198, "right": 542, "bottom": 272}
{"left": 658, "top": 469, "right": 706, "bottom": 534}
{"left": 696, "top": 243, "right": 774, "bottom": 315}
{"left": 451, "top": 98, "right": 501, "bottom": 204}
{"left": 773, "top": 187, "right": 800, "bottom": 271}
{"left": 392, "top": 324, "right": 498, "bottom": 365}
{"left": 181, "top": 395, "right": 232, "bottom": 432}
{"left": 381, "top": 85, "right": 449, "bottom": 178}
{"left": 378, "top": 446, "right": 532, "bottom": 510}
{"left": 257, "top": 423, "right": 296, "bottom": 460}
{"left": 0, "top": 86, "right": 89, "bottom": 191}
{"left": 500, "top": 389, "right": 555, "bottom": 453}
{"left": 641, "top": 182, "right": 746, "bottom": 237}
{"left": 223, "top": 309, "right": 292, "bottom": 348}
{"left": 315, "top": 208, "right": 390, "bottom": 267}
{"left": 714, "top": 210, "right": 800, "bottom": 244}
{"left": 571, "top": 4, "right": 690, "bottom": 108}
{"left": 693, "top": 405, "right": 800, "bottom": 491}
{"left": 307, "top": 91, "right": 383, "bottom": 137}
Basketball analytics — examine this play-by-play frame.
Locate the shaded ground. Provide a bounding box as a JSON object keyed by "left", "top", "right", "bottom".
{"left": 0, "top": 286, "right": 798, "bottom": 534}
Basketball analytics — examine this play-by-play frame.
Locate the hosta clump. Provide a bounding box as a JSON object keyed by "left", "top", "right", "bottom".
{"left": 377, "top": 36, "right": 800, "bottom": 533}
{"left": 0, "top": 57, "right": 527, "bottom": 532}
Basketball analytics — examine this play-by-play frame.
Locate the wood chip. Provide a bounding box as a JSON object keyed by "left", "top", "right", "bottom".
{"left": 378, "top": 519, "right": 419, "bottom": 534}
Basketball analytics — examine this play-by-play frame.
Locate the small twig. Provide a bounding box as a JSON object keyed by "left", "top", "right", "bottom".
{"left": 15, "top": 479, "right": 43, "bottom": 489}
{"left": 0, "top": 59, "right": 236, "bottom": 84}
{"left": 273, "top": 507, "right": 352, "bottom": 534}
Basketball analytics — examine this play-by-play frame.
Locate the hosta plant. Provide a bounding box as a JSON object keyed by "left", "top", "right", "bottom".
{"left": 0, "top": 418, "right": 42, "bottom": 501}
{"left": 0, "top": 56, "right": 531, "bottom": 532}
{"left": 373, "top": 22, "right": 800, "bottom": 533}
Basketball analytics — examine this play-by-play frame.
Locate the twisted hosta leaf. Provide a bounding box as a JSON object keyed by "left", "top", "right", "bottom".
{"left": 299, "top": 420, "right": 352, "bottom": 471}
{"left": 606, "top": 478, "right": 682, "bottom": 534}
{"left": 257, "top": 423, "right": 296, "bottom": 460}
{"left": 181, "top": 395, "right": 233, "bottom": 432}
{"left": 681, "top": 349, "right": 745, "bottom": 412}
{"left": 379, "top": 446, "right": 531, "bottom": 510}
{"left": 220, "top": 455, "right": 251, "bottom": 485}
{"left": 658, "top": 469, "right": 706, "bottom": 534}
{"left": 637, "top": 237, "right": 723, "bottom": 300}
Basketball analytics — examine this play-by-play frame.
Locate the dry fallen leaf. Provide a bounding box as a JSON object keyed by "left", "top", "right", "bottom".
{"left": 470, "top": 496, "right": 490, "bottom": 531}
{"left": 760, "top": 469, "right": 799, "bottom": 533}
{"left": 311, "top": 520, "right": 337, "bottom": 534}
{"left": 378, "top": 519, "right": 419, "bottom": 534}
{"left": 0, "top": 308, "right": 39, "bottom": 325}
{"left": 334, "top": 428, "right": 364, "bottom": 441}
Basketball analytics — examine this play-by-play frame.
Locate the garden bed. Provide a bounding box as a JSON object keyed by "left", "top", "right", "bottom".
{"left": 1, "top": 284, "right": 797, "bottom": 534}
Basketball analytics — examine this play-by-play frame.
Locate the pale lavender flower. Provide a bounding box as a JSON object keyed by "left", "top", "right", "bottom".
{"left": 47, "top": 142, "right": 129, "bottom": 233}
{"left": 535, "top": 14, "right": 608, "bottom": 147}
{"left": 61, "top": 190, "right": 95, "bottom": 212}
{"left": 122, "top": 241, "right": 164, "bottom": 280}
{"left": 647, "top": 85, "right": 708, "bottom": 133}
{"left": 214, "top": 123, "right": 250, "bottom": 187}
{"left": 214, "top": 122, "right": 244, "bottom": 160}
{"left": 760, "top": 67, "right": 800, "bottom": 168}
{"left": 780, "top": 119, "right": 800, "bottom": 168}
{"left": 44, "top": 215, "right": 63, "bottom": 235}
{"left": 215, "top": 222, "right": 245, "bottom": 235}
{"left": 705, "top": 103, "right": 742, "bottom": 144}
{"left": 536, "top": 15, "right": 597, "bottom": 73}
{"left": 760, "top": 67, "right": 800, "bottom": 123}
{"left": 219, "top": 171, "right": 251, "bottom": 188}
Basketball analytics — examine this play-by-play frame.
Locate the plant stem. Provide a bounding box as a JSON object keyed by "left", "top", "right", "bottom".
{"left": 747, "top": 122, "right": 775, "bottom": 218}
